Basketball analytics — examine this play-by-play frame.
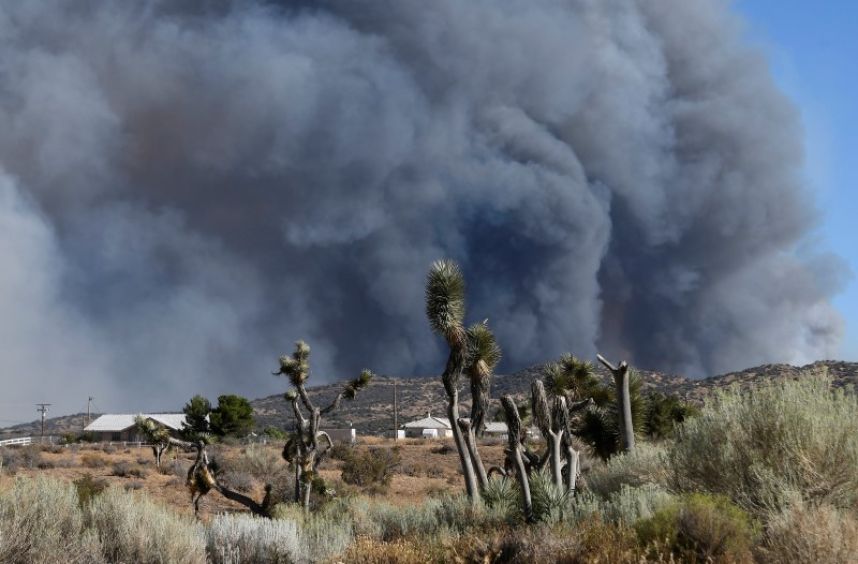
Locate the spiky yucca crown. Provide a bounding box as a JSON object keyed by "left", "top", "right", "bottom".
{"left": 466, "top": 321, "right": 501, "bottom": 377}
{"left": 343, "top": 369, "right": 374, "bottom": 399}
{"left": 134, "top": 414, "right": 169, "bottom": 442}
{"left": 277, "top": 340, "right": 311, "bottom": 386}
{"left": 425, "top": 260, "right": 465, "bottom": 344}
{"left": 544, "top": 354, "right": 598, "bottom": 398}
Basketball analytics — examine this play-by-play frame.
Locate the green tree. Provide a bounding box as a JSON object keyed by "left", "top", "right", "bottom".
{"left": 181, "top": 395, "right": 212, "bottom": 439}
{"left": 644, "top": 392, "right": 700, "bottom": 440}
{"left": 210, "top": 395, "right": 254, "bottom": 437}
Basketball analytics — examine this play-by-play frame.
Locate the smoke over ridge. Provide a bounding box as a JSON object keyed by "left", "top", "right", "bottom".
{"left": 0, "top": 0, "right": 845, "bottom": 421}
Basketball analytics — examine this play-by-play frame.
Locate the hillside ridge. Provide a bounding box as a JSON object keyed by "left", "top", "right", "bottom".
{"left": 3, "top": 360, "right": 855, "bottom": 437}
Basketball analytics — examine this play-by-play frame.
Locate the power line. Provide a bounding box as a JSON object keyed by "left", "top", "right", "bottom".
{"left": 85, "top": 396, "right": 94, "bottom": 429}
{"left": 36, "top": 403, "right": 51, "bottom": 439}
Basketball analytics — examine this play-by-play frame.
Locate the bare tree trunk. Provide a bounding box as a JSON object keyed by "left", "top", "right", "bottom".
{"left": 293, "top": 464, "right": 302, "bottom": 504}
{"left": 565, "top": 446, "right": 579, "bottom": 494}
{"left": 598, "top": 354, "right": 635, "bottom": 452}
{"left": 460, "top": 419, "right": 489, "bottom": 491}
{"left": 501, "top": 395, "right": 532, "bottom": 522}
{"left": 448, "top": 391, "right": 480, "bottom": 503}
{"left": 301, "top": 476, "right": 312, "bottom": 512}
{"left": 548, "top": 430, "right": 564, "bottom": 489}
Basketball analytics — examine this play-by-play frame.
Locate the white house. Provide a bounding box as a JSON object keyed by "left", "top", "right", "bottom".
{"left": 402, "top": 413, "right": 454, "bottom": 438}
{"left": 84, "top": 414, "right": 188, "bottom": 443}
{"left": 402, "top": 414, "right": 513, "bottom": 440}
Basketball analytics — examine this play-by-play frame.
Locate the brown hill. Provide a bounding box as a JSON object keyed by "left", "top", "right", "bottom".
{"left": 4, "top": 360, "right": 855, "bottom": 438}
{"left": 251, "top": 359, "right": 858, "bottom": 435}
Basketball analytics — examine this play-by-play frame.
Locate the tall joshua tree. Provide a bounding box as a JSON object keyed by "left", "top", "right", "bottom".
{"left": 426, "top": 260, "right": 502, "bottom": 502}
{"left": 274, "top": 340, "right": 374, "bottom": 512}
{"left": 461, "top": 321, "right": 501, "bottom": 490}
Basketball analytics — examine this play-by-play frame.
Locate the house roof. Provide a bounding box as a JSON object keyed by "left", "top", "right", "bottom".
{"left": 402, "top": 415, "right": 511, "bottom": 433}
{"left": 84, "top": 413, "right": 187, "bottom": 433}
{"left": 402, "top": 415, "right": 451, "bottom": 429}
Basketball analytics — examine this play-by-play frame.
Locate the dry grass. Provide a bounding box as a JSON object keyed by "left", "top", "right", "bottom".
{"left": 0, "top": 438, "right": 508, "bottom": 518}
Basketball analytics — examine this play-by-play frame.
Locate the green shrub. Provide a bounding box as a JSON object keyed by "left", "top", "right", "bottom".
{"left": 0, "top": 477, "right": 104, "bottom": 563}
{"left": 481, "top": 476, "right": 519, "bottom": 521}
{"left": 262, "top": 426, "right": 287, "bottom": 440}
{"left": 340, "top": 447, "right": 400, "bottom": 491}
{"left": 644, "top": 392, "right": 700, "bottom": 440}
{"left": 73, "top": 473, "right": 108, "bottom": 506}
{"left": 529, "top": 470, "right": 571, "bottom": 524}
{"left": 636, "top": 494, "right": 757, "bottom": 562}
{"left": 667, "top": 373, "right": 858, "bottom": 513}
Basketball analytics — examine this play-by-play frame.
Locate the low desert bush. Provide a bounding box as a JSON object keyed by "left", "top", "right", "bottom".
{"left": 432, "top": 442, "right": 455, "bottom": 455}
{"left": 636, "top": 493, "right": 757, "bottom": 562}
{"left": 19, "top": 444, "right": 43, "bottom": 468}
{"left": 667, "top": 373, "right": 858, "bottom": 513}
{"left": 759, "top": 501, "right": 858, "bottom": 563}
{"left": 331, "top": 494, "right": 507, "bottom": 542}
{"left": 0, "top": 447, "right": 20, "bottom": 474}
{"left": 329, "top": 442, "right": 353, "bottom": 461}
{"left": 81, "top": 453, "right": 108, "bottom": 468}
{"left": 73, "top": 473, "right": 108, "bottom": 506}
{"left": 0, "top": 477, "right": 104, "bottom": 563}
{"left": 219, "top": 469, "right": 255, "bottom": 493}
{"left": 112, "top": 461, "right": 147, "bottom": 478}
{"left": 340, "top": 447, "right": 400, "bottom": 491}
{"left": 574, "top": 484, "right": 677, "bottom": 525}
{"left": 86, "top": 486, "right": 206, "bottom": 564}
{"left": 586, "top": 443, "right": 669, "bottom": 498}
{"left": 209, "top": 511, "right": 352, "bottom": 564}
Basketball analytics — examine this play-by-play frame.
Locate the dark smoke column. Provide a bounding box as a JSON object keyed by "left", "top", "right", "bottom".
{"left": 0, "top": 0, "right": 844, "bottom": 419}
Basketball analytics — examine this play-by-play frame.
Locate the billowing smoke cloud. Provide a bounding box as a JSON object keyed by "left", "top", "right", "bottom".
{"left": 0, "top": 0, "right": 845, "bottom": 422}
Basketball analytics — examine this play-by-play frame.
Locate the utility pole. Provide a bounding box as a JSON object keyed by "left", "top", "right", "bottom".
{"left": 86, "top": 396, "right": 94, "bottom": 429}
{"left": 36, "top": 403, "right": 51, "bottom": 442}
{"left": 393, "top": 379, "right": 398, "bottom": 441}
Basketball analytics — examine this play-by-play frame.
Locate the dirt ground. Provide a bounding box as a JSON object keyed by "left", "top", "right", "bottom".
{"left": 0, "top": 437, "right": 510, "bottom": 520}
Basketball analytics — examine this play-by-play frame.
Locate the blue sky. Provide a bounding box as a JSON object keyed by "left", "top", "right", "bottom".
{"left": 736, "top": 0, "right": 858, "bottom": 361}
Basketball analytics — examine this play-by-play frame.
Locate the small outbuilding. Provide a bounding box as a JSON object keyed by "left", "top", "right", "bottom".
{"left": 84, "top": 414, "right": 187, "bottom": 443}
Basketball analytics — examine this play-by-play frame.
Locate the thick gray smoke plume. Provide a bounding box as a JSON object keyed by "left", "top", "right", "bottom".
{"left": 0, "top": 0, "right": 845, "bottom": 421}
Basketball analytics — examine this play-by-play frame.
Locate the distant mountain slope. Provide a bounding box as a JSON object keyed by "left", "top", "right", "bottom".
{"left": 4, "top": 361, "right": 855, "bottom": 438}
{"left": 251, "top": 360, "right": 858, "bottom": 434}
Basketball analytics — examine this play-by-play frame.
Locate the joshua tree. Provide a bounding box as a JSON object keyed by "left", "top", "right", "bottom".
{"left": 178, "top": 340, "right": 373, "bottom": 517}
{"left": 134, "top": 415, "right": 193, "bottom": 471}
{"left": 274, "top": 340, "right": 374, "bottom": 512}
{"left": 426, "top": 260, "right": 503, "bottom": 502}
{"left": 500, "top": 395, "right": 533, "bottom": 522}
{"left": 597, "top": 354, "right": 636, "bottom": 452}
{"left": 493, "top": 359, "right": 595, "bottom": 520}
{"left": 461, "top": 321, "right": 501, "bottom": 490}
